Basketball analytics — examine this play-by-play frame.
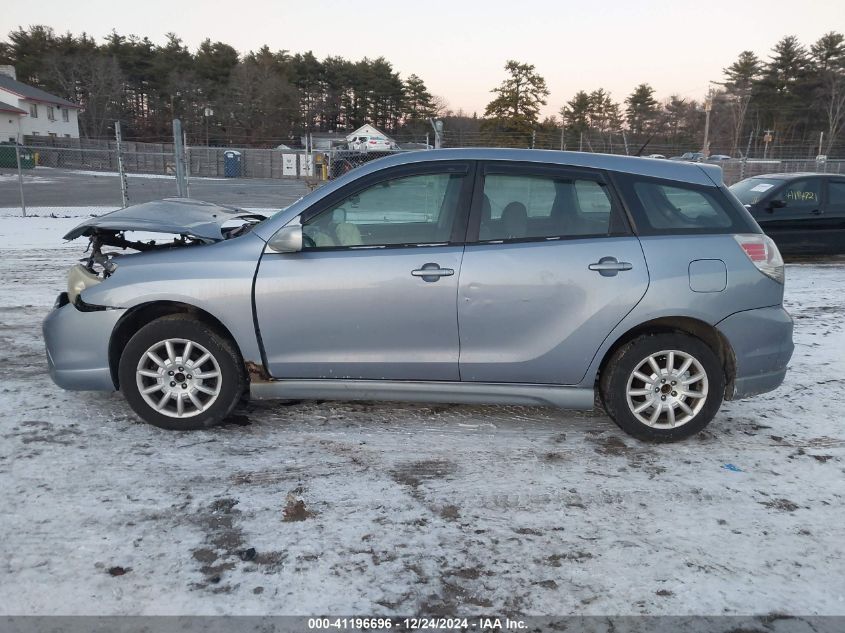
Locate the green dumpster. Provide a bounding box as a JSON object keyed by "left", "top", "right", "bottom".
{"left": 0, "top": 144, "right": 35, "bottom": 169}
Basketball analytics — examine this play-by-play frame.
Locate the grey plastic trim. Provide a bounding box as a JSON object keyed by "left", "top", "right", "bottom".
{"left": 250, "top": 379, "right": 595, "bottom": 409}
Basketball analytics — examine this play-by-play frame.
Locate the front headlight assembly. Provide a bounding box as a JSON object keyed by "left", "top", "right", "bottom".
{"left": 66, "top": 264, "right": 102, "bottom": 305}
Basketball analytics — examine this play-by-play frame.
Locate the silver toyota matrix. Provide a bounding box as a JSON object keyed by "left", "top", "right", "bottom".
{"left": 43, "top": 149, "right": 794, "bottom": 441}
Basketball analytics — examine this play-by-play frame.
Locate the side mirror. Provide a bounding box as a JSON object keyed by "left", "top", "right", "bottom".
{"left": 766, "top": 199, "right": 786, "bottom": 212}
{"left": 267, "top": 224, "right": 302, "bottom": 253}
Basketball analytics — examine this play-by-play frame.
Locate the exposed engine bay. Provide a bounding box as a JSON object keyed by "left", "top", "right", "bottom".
{"left": 64, "top": 198, "right": 269, "bottom": 278}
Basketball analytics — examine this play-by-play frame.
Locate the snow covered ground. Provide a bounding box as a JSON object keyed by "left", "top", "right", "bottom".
{"left": 0, "top": 212, "right": 843, "bottom": 617}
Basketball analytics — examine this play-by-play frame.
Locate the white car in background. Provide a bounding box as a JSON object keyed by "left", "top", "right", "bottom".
{"left": 348, "top": 135, "right": 395, "bottom": 151}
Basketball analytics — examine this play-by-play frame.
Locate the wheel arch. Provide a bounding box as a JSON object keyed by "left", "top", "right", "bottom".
{"left": 108, "top": 301, "right": 246, "bottom": 389}
{"left": 596, "top": 316, "right": 737, "bottom": 399}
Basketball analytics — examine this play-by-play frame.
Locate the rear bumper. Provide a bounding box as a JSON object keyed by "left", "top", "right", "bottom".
{"left": 717, "top": 305, "right": 794, "bottom": 400}
{"left": 43, "top": 294, "right": 125, "bottom": 391}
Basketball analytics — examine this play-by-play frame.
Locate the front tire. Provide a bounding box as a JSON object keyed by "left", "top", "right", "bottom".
{"left": 118, "top": 315, "right": 246, "bottom": 430}
{"left": 600, "top": 333, "right": 725, "bottom": 441}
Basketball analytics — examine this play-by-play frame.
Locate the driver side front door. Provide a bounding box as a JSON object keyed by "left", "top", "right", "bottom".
{"left": 254, "top": 161, "right": 474, "bottom": 381}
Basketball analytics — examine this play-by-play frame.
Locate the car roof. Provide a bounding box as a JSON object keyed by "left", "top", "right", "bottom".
{"left": 342, "top": 148, "right": 722, "bottom": 186}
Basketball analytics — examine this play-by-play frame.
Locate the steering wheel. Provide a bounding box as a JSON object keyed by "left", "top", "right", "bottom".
{"left": 302, "top": 233, "right": 316, "bottom": 249}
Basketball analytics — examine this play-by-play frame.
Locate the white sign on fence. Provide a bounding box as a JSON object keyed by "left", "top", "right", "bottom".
{"left": 282, "top": 153, "right": 297, "bottom": 176}
{"left": 299, "top": 153, "right": 314, "bottom": 177}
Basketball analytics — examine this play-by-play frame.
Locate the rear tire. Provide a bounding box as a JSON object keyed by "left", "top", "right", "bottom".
{"left": 118, "top": 315, "right": 246, "bottom": 430}
{"left": 599, "top": 332, "right": 724, "bottom": 441}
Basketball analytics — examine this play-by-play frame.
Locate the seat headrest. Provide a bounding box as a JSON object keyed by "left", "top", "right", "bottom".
{"left": 502, "top": 201, "right": 528, "bottom": 222}
{"left": 501, "top": 202, "right": 528, "bottom": 239}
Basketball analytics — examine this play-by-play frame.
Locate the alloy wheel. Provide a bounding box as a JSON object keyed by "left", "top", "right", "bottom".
{"left": 625, "top": 349, "right": 709, "bottom": 428}
{"left": 135, "top": 338, "right": 222, "bottom": 419}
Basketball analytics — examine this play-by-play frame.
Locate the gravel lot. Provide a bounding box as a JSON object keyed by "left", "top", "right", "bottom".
{"left": 0, "top": 213, "right": 843, "bottom": 616}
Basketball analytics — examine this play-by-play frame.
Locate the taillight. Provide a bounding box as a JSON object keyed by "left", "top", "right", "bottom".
{"left": 734, "top": 234, "right": 784, "bottom": 284}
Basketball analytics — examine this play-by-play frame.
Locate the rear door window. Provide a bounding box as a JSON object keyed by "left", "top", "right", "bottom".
{"left": 475, "top": 168, "right": 622, "bottom": 242}
{"left": 827, "top": 180, "right": 845, "bottom": 214}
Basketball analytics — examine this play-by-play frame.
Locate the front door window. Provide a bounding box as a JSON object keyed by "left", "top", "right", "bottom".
{"left": 772, "top": 179, "right": 822, "bottom": 214}
{"left": 302, "top": 172, "right": 466, "bottom": 248}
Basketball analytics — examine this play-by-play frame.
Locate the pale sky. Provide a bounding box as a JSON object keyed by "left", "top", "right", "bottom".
{"left": 1, "top": 0, "right": 842, "bottom": 116}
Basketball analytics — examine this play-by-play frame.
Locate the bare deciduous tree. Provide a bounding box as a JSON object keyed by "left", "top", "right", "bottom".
{"left": 44, "top": 53, "right": 124, "bottom": 138}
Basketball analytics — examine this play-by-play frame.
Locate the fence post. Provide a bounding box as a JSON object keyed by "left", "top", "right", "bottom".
{"left": 183, "top": 129, "right": 191, "bottom": 198}
{"left": 172, "top": 119, "right": 188, "bottom": 197}
{"left": 15, "top": 144, "right": 26, "bottom": 217}
{"left": 115, "top": 121, "right": 129, "bottom": 208}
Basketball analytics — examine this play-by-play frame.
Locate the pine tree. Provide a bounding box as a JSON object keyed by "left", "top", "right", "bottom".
{"left": 625, "top": 83, "right": 658, "bottom": 136}
{"left": 484, "top": 60, "right": 549, "bottom": 142}
{"left": 722, "top": 51, "right": 762, "bottom": 155}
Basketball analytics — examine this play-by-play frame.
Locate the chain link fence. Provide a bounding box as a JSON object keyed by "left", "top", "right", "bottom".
{"left": 0, "top": 139, "right": 314, "bottom": 218}
{"left": 721, "top": 158, "right": 844, "bottom": 183}
{"left": 2, "top": 130, "right": 845, "bottom": 219}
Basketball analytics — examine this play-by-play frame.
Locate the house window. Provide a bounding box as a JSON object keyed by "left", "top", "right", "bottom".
{"left": 32, "top": 131, "right": 40, "bottom": 136}
{"left": 48, "top": 132, "right": 57, "bottom": 137}
{"left": 29, "top": 104, "right": 38, "bottom": 118}
{"left": 64, "top": 134, "right": 70, "bottom": 138}
{"left": 47, "top": 106, "right": 55, "bottom": 121}
{"left": 62, "top": 109, "right": 69, "bottom": 122}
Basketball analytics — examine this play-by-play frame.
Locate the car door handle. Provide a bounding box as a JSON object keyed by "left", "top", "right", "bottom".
{"left": 412, "top": 263, "right": 454, "bottom": 281}
{"left": 810, "top": 209, "right": 822, "bottom": 215}
{"left": 589, "top": 257, "right": 632, "bottom": 277}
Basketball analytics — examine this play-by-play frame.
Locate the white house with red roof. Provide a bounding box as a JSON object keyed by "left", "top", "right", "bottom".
{"left": 0, "top": 65, "right": 81, "bottom": 142}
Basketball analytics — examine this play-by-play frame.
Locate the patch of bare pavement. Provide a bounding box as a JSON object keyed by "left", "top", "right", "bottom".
{"left": 0, "top": 245, "right": 843, "bottom": 616}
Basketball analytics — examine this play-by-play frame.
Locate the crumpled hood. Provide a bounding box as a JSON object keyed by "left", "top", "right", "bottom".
{"left": 63, "top": 198, "right": 266, "bottom": 242}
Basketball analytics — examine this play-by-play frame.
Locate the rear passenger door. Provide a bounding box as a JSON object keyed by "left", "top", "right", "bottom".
{"left": 457, "top": 162, "right": 649, "bottom": 385}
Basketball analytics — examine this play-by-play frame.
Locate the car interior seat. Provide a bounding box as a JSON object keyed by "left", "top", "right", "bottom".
{"left": 501, "top": 202, "right": 528, "bottom": 239}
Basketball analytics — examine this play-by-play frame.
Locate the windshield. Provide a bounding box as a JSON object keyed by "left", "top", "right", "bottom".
{"left": 729, "top": 178, "right": 782, "bottom": 205}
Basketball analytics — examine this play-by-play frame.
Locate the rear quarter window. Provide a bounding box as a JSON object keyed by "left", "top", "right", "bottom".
{"left": 616, "top": 174, "right": 757, "bottom": 235}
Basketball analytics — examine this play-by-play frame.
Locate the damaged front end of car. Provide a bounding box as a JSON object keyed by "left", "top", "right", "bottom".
{"left": 62, "top": 198, "right": 268, "bottom": 309}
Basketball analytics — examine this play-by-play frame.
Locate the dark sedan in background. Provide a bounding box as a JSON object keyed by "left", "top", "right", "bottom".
{"left": 730, "top": 172, "right": 845, "bottom": 255}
